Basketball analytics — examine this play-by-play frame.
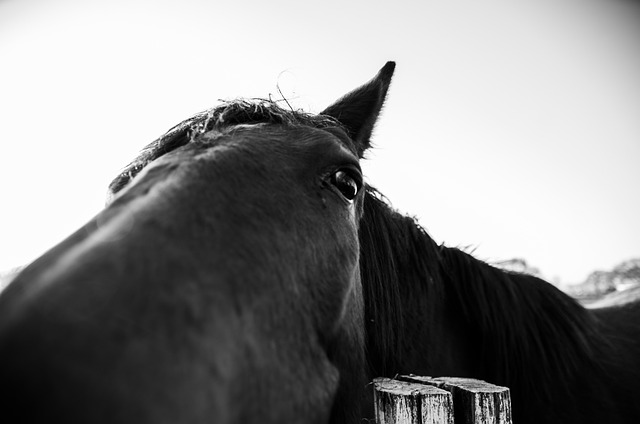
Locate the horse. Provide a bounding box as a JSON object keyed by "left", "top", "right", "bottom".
{"left": 0, "top": 62, "right": 638, "bottom": 424}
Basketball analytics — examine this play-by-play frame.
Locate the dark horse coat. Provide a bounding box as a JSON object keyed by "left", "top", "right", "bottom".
{"left": 0, "top": 63, "right": 638, "bottom": 424}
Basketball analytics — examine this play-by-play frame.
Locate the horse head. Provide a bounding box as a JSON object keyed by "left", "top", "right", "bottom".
{"left": 0, "top": 63, "right": 395, "bottom": 424}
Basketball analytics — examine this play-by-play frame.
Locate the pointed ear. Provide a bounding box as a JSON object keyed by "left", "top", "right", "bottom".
{"left": 320, "top": 61, "right": 395, "bottom": 157}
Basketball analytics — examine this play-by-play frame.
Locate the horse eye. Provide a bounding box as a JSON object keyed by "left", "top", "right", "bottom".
{"left": 330, "top": 169, "right": 361, "bottom": 201}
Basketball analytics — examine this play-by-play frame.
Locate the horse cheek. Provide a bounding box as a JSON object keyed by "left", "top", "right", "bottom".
{"left": 306, "top": 210, "right": 366, "bottom": 424}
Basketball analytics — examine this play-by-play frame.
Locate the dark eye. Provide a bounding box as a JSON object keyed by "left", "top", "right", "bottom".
{"left": 330, "top": 169, "right": 362, "bottom": 202}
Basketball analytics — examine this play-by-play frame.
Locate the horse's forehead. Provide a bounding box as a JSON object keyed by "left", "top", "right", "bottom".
{"left": 208, "top": 124, "right": 358, "bottom": 157}
{"left": 107, "top": 123, "right": 357, "bottom": 205}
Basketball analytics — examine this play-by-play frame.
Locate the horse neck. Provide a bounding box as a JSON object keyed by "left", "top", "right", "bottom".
{"left": 439, "top": 247, "right": 605, "bottom": 382}
{"left": 437, "top": 247, "right": 640, "bottom": 424}
{"left": 361, "top": 191, "right": 610, "bottom": 405}
{"left": 360, "top": 192, "right": 472, "bottom": 377}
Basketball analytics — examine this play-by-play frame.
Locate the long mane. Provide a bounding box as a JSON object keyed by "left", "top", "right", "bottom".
{"left": 359, "top": 188, "right": 619, "bottom": 421}
{"left": 359, "top": 189, "right": 444, "bottom": 373}
{"left": 439, "top": 247, "right": 607, "bottom": 396}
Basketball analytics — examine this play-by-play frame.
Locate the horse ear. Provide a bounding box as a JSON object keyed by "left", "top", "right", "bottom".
{"left": 321, "top": 61, "right": 395, "bottom": 157}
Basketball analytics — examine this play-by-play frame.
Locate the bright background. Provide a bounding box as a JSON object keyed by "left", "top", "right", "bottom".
{"left": 1, "top": 0, "right": 639, "bottom": 286}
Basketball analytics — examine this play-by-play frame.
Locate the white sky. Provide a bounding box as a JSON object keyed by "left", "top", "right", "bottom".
{"left": 1, "top": 0, "right": 639, "bottom": 285}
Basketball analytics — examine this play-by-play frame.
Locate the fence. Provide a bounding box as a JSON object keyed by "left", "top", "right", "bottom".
{"left": 373, "top": 375, "right": 512, "bottom": 424}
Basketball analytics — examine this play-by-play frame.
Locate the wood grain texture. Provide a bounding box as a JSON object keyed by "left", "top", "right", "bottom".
{"left": 373, "top": 378, "right": 454, "bottom": 424}
{"left": 399, "top": 376, "right": 512, "bottom": 424}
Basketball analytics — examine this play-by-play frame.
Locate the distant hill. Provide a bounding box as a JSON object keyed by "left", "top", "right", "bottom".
{"left": 581, "top": 284, "right": 640, "bottom": 309}
{"left": 565, "top": 258, "right": 640, "bottom": 300}
{"left": 494, "top": 258, "right": 542, "bottom": 277}
{"left": 493, "top": 257, "right": 640, "bottom": 303}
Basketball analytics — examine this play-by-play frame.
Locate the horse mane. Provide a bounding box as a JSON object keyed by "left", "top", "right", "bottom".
{"left": 439, "top": 247, "right": 607, "bottom": 397}
{"left": 108, "top": 99, "right": 344, "bottom": 196}
{"left": 359, "top": 188, "right": 612, "bottom": 414}
{"left": 359, "top": 188, "right": 444, "bottom": 374}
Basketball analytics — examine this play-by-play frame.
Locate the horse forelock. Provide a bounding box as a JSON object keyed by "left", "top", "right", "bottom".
{"left": 107, "top": 99, "right": 349, "bottom": 201}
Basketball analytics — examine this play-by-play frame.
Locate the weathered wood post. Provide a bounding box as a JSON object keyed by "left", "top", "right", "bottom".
{"left": 373, "top": 376, "right": 512, "bottom": 424}
{"left": 373, "top": 378, "right": 454, "bottom": 424}
{"left": 399, "top": 376, "right": 512, "bottom": 424}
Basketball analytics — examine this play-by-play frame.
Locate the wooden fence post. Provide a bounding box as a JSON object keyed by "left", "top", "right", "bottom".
{"left": 373, "top": 377, "right": 454, "bottom": 424}
{"left": 399, "top": 376, "right": 512, "bottom": 424}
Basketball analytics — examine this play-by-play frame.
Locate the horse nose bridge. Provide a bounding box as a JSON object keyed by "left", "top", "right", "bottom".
{"left": 0, "top": 209, "right": 334, "bottom": 424}
{"left": 0, "top": 263, "right": 327, "bottom": 424}
{"left": 0, "top": 138, "right": 342, "bottom": 423}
